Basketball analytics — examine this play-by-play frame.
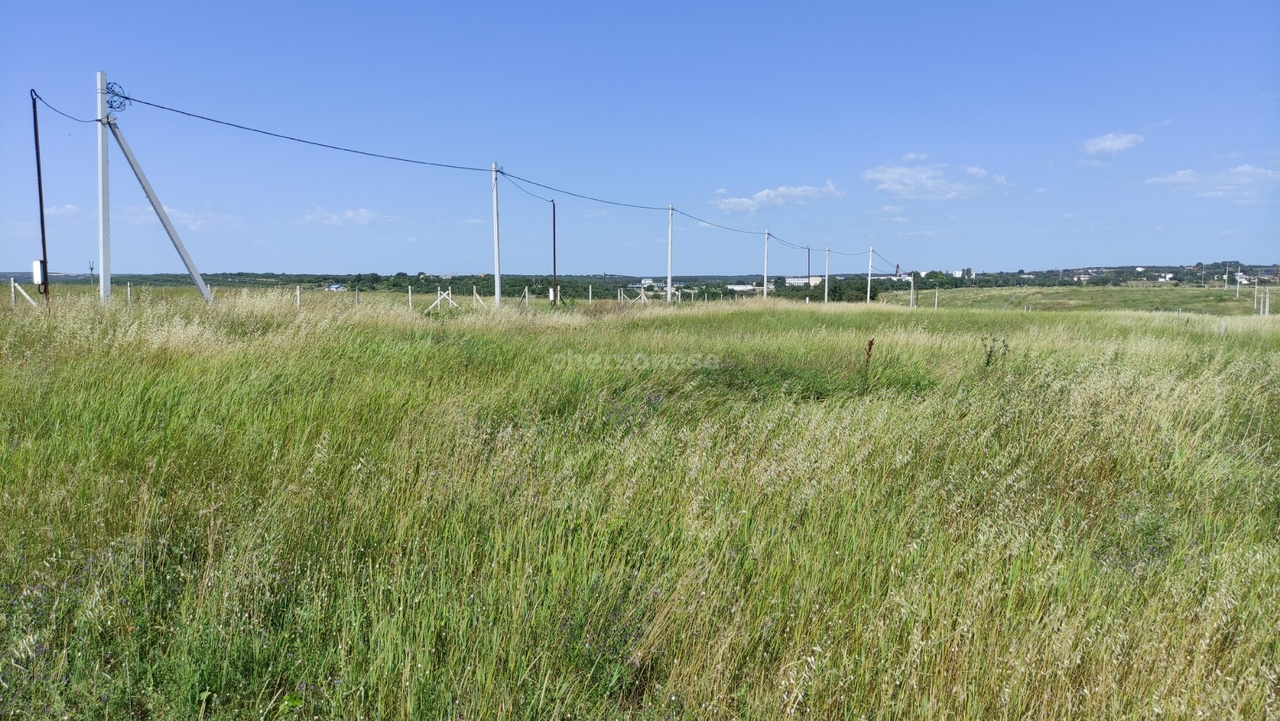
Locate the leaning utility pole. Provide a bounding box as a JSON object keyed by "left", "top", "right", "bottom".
{"left": 106, "top": 119, "right": 212, "bottom": 302}
{"left": 97, "top": 71, "right": 111, "bottom": 301}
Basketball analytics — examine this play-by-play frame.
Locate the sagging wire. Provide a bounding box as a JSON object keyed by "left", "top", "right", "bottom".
{"left": 34, "top": 85, "right": 907, "bottom": 263}
{"left": 501, "top": 172, "right": 552, "bottom": 203}
{"left": 106, "top": 88, "right": 493, "bottom": 174}
{"left": 31, "top": 91, "right": 96, "bottom": 123}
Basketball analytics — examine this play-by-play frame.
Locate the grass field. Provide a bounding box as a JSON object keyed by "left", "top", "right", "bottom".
{"left": 880, "top": 283, "right": 1273, "bottom": 315}
{"left": 2, "top": 290, "right": 1278, "bottom": 718}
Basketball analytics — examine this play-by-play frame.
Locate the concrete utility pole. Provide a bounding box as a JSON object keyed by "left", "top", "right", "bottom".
{"left": 666, "top": 205, "right": 673, "bottom": 303}
{"left": 97, "top": 71, "right": 111, "bottom": 302}
{"left": 763, "top": 229, "right": 770, "bottom": 299}
{"left": 823, "top": 247, "right": 829, "bottom": 304}
{"left": 491, "top": 162, "right": 501, "bottom": 308}
{"left": 866, "top": 246, "right": 873, "bottom": 303}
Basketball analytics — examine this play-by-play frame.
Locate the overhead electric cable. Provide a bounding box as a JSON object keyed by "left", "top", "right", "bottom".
{"left": 670, "top": 209, "right": 758, "bottom": 235}
{"left": 107, "top": 90, "right": 492, "bottom": 173}
{"left": 31, "top": 91, "right": 96, "bottom": 123}
{"left": 501, "top": 172, "right": 552, "bottom": 203}
{"left": 497, "top": 171, "right": 666, "bottom": 211}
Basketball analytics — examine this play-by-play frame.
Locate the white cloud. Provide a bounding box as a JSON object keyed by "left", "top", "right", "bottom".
{"left": 965, "top": 166, "right": 988, "bottom": 178}
{"left": 1063, "top": 213, "right": 1077, "bottom": 219}
{"left": 1144, "top": 165, "right": 1279, "bottom": 204}
{"left": 1082, "top": 132, "right": 1143, "bottom": 156}
{"left": 993, "top": 175, "right": 1009, "bottom": 185}
{"left": 302, "top": 208, "right": 396, "bottom": 226}
{"left": 44, "top": 204, "right": 79, "bottom": 216}
{"left": 901, "top": 152, "right": 929, "bottom": 160}
{"left": 1032, "top": 187, "right": 1048, "bottom": 193}
{"left": 711, "top": 180, "right": 844, "bottom": 213}
{"left": 458, "top": 218, "right": 486, "bottom": 225}
{"left": 902, "top": 230, "right": 945, "bottom": 237}
{"left": 861, "top": 165, "right": 983, "bottom": 200}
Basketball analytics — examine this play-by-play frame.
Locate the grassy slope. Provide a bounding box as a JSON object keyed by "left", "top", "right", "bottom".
{"left": 1, "top": 292, "right": 1278, "bottom": 718}
{"left": 880, "top": 284, "right": 1273, "bottom": 315}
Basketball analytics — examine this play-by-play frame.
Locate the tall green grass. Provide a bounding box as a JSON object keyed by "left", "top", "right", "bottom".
{"left": 2, "top": 292, "right": 1278, "bottom": 718}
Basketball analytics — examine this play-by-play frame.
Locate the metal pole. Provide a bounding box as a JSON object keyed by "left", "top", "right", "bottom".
{"left": 588, "top": 285, "right": 592, "bottom": 304}
{"left": 763, "top": 229, "right": 769, "bottom": 298}
{"left": 551, "top": 199, "right": 558, "bottom": 307}
{"left": 935, "top": 287, "right": 939, "bottom": 309}
{"left": 666, "top": 205, "right": 673, "bottom": 303}
{"left": 30, "top": 91, "right": 50, "bottom": 307}
{"left": 866, "top": 246, "right": 873, "bottom": 303}
{"left": 296, "top": 285, "right": 300, "bottom": 310}
{"left": 824, "top": 247, "right": 829, "bottom": 304}
{"left": 127, "top": 282, "right": 131, "bottom": 305}
{"left": 807, "top": 246, "right": 811, "bottom": 283}
{"left": 107, "top": 120, "right": 212, "bottom": 302}
{"left": 491, "top": 163, "right": 502, "bottom": 308}
{"left": 408, "top": 285, "right": 413, "bottom": 310}
{"left": 97, "top": 72, "right": 111, "bottom": 302}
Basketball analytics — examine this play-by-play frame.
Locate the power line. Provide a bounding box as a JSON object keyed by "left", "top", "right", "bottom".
{"left": 40, "top": 85, "right": 908, "bottom": 265}
{"left": 109, "top": 90, "right": 493, "bottom": 174}
{"left": 498, "top": 171, "right": 666, "bottom": 211}
{"left": 501, "top": 172, "right": 552, "bottom": 203}
{"left": 31, "top": 91, "right": 96, "bottom": 124}
{"left": 670, "top": 208, "right": 759, "bottom": 235}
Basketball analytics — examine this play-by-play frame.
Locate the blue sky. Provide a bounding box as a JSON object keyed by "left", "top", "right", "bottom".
{"left": 1, "top": 1, "right": 1276, "bottom": 277}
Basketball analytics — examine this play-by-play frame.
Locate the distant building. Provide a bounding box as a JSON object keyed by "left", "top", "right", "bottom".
{"left": 784, "top": 276, "right": 823, "bottom": 287}
{"left": 326, "top": 284, "right": 347, "bottom": 292}
{"left": 726, "top": 284, "right": 760, "bottom": 292}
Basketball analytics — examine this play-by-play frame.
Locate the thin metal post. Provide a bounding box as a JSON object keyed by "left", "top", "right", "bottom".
{"left": 97, "top": 72, "right": 111, "bottom": 302}
{"left": 127, "top": 282, "right": 131, "bottom": 304}
{"left": 666, "top": 205, "right": 674, "bottom": 302}
{"left": 866, "top": 246, "right": 873, "bottom": 303}
{"left": 107, "top": 120, "right": 212, "bottom": 302}
{"left": 935, "top": 288, "right": 939, "bottom": 309}
{"left": 492, "top": 162, "right": 502, "bottom": 308}
{"left": 763, "top": 229, "right": 769, "bottom": 298}
{"left": 296, "top": 285, "right": 300, "bottom": 310}
{"left": 824, "top": 247, "right": 829, "bottom": 304}
{"left": 551, "top": 199, "right": 558, "bottom": 306}
{"left": 10, "top": 278, "right": 15, "bottom": 307}
{"left": 408, "top": 285, "right": 413, "bottom": 310}
{"left": 31, "top": 91, "right": 50, "bottom": 307}
{"left": 588, "top": 285, "right": 592, "bottom": 305}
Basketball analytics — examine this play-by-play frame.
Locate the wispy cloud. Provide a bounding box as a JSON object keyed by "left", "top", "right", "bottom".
{"left": 1082, "top": 132, "right": 1143, "bottom": 156}
{"left": 302, "top": 208, "right": 396, "bottom": 226}
{"left": 861, "top": 164, "right": 983, "bottom": 200}
{"left": 1032, "top": 187, "right": 1048, "bottom": 193}
{"left": 44, "top": 204, "right": 79, "bottom": 216}
{"left": 965, "top": 166, "right": 988, "bottom": 178}
{"left": 458, "top": 218, "right": 486, "bottom": 225}
{"left": 711, "top": 180, "right": 843, "bottom": 213}
{"left": 901, "top": 152, "right": 929, "bottom": 161}
{"left": 1144, "top": 164, "right": 1280, "bottom": 205}
{"left": 117, "top": 205, "right": 239, "bottom": 230}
